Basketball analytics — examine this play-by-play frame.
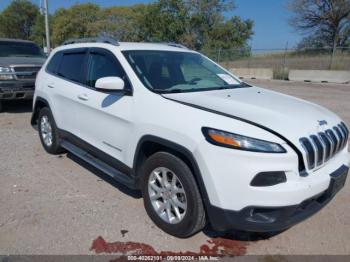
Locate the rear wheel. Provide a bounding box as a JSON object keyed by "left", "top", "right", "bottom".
{"left": 38, "top": 107, "right": 65, "bottom": 154}
{"left": 0, "top": 101, "right": 2, "bottom": 112}
{"left": 141, "top": 152, "right": 206, "bottom": 238}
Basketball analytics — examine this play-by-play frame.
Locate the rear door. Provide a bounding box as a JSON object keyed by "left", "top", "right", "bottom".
{"left": 46, "top": 48, "right": 88, "bottom": 136}
{"left": 73, "top": 48, "right": 134, "bottom": 164}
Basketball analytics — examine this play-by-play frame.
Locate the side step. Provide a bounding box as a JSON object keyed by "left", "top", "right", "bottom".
{"left": 61, "top": 140, "right": 137, "bottom": 189}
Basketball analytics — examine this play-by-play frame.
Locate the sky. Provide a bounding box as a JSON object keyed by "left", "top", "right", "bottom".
{"left": 0, "top": 0, "right": 303, "bottom": 50}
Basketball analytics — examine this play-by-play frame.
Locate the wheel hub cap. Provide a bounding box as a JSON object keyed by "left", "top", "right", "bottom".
{"left": 40, "top": 115, "right": 53, "bottom": 147}
{"left": 148, "top": 167, "right": 187, "bottom": 224}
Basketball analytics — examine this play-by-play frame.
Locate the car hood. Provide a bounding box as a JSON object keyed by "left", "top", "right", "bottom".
{"left": 163, "top": 86, "right": 342, "bottom": 144}
{"left": 0, "top": 56, "right": 46, "bottom": 66}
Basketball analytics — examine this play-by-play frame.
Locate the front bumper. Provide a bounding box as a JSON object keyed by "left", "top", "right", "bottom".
{"left": 208, "top": 165, "right": 348, "bottom": 232}
{"left": 194, "top": 136, "right": 349, "bottom": 232}
{"left": 0, "top": 80, "right": 35, "bottom": 100}
{"left": 195, "top": 139, "right": 350, "bottom": 211}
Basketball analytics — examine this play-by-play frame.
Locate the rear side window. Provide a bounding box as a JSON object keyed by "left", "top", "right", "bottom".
{"left": 57, "top": 52, "right": 85, "bottom": 83}
{"left": 46, "top": 52, "right": 61, "bottom": 74}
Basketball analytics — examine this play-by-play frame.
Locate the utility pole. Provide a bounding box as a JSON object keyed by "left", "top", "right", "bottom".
{"left": 44, "top": 0, "right": 51, "bottom": 54}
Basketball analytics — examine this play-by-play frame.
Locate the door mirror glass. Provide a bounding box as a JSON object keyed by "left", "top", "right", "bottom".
{"left": 95, "top": 77, "right": 124, "bottom": 91}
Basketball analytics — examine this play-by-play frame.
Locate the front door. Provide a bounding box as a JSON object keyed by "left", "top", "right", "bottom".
{"left": 73, "top": 48, "right": 134, "bottom": 164}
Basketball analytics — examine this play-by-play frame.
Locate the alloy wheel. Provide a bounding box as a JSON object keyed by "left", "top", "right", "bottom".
{"left": 40, "top": 115, "right": 53, "bottom": 147}
{"left": 148, "top": 167, "right": 187, "bottom": 224}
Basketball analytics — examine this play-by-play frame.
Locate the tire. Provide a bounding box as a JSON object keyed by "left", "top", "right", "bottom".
{"left": 38, "top": 107, "right": 65, "bottom": 154}
{"left": 0, "top": 101, "right": 2, "bottom": 112}
{"left": 141, "top": 152, "right": 206, "bottom": 238}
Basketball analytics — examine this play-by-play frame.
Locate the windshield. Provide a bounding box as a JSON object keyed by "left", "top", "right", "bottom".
{"left": 122, "top": 50, "right": 246, "bottom": 93}
{"left": 0, "top": 41, "right": 44, "bottom": 57}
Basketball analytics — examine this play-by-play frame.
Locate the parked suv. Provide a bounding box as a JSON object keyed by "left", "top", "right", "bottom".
{"left": 31, "top": 37, "right": 349, "bottom": 238}
{"left": 0, "top": 38, "right": 46, "bottom": 111}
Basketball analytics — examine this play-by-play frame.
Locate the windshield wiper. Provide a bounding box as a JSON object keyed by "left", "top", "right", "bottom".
{"left": 239, "top": 82, "right": 251, "bottom": 87}
{"left": 154, "top": 83, "right": 249, "bottom": 94}
{"left": 217, "top": 83, "right": 250, "bottom": 89}
{"left": 153, "top": 89, "right": 185, "bottom": 94}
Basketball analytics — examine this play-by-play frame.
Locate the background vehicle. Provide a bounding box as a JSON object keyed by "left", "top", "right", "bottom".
{"left": 31, "top": 38, "right": 349, "bottom": 238}
{"left": 0, "top": 38, "right": 46, "bottom": 112}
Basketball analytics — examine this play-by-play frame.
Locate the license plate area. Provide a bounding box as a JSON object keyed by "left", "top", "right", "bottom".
{"left": 328, "top": 166, "right": 348, "bottom": 198}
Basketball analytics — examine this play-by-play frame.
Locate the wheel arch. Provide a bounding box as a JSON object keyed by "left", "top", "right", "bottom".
{"left": 133, "top": 135, "right": 211, "bottom": 208}
{"left": 31, "top": 97, "right": 50, "bottom": 125}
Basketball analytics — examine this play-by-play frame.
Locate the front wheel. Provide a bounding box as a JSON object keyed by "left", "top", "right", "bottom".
{"left": 141, "top": 152, "right": 206, "bottom": 238}
{"left": 38, "top": 107, "right": 65, "bottom": 154}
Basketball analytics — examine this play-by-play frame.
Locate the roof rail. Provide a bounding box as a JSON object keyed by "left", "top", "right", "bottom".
{"left": 63, "top": 37, "right": 120, "bottom": 46}
{"left": 164, "top": 42, "right": 188, "bottom": 49}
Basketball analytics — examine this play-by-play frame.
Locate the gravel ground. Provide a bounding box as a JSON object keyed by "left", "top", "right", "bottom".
{"left": 0, "top": 79, "right": 349, "bottom": 256}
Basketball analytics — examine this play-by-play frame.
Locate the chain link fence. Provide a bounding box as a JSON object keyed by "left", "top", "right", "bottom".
{"left": 202, "top": 47, "right": 350, "bottom": 79}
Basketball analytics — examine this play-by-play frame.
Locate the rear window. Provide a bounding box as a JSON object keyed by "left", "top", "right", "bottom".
{"left": 57, "top": 52, "right": 85, "bottom": 83}
{"left": 46, "top": 52, "right": 62, "bottom": 74}
{"left": 0, "top": 41, "right": 44, "bottom": 57}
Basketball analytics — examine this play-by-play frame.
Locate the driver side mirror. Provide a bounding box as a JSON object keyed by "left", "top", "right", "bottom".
{"left": 95, "top": 77, "right": 125, "bottom": 91}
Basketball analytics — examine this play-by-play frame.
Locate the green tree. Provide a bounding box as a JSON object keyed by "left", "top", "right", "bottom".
{"left": 142, "top": 0, "right": 189, "bottom": 43}
{"left": 202, "top": 16, "right": 253, "bottom": 60}
{"left": 91, "top": 5, "right": 146, "bottom": 42}
{"left": 0, "top": 0, "right": 39, "bottom": 40}
{"left": 187, "top": 0, "right": 236, "bottom": 48}
{"left": 0, "top": 0, "right": 253, "bottom": 53}
{"left": 30, "top": 14, "right": 53, "bottom": 47}
{"left": 141, "top": 0, "right": 253, "bottom": 52}
{"left": 204, "top": 17, "right": 253, "bottom": 49}
{"left": 51, "top": 3, "right": 100, "bottom": 46}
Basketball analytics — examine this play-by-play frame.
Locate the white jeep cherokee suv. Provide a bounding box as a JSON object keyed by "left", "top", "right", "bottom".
{"left": 32, "top": 37, "right": 349, "bottom": 238}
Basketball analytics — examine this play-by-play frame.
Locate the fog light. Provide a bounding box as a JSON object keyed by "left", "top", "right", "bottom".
{"left": 247, "top": 208, "right": 279, "bottom": 223}
{"left": 250, "top": 171, "right": 287, "bottom": 187}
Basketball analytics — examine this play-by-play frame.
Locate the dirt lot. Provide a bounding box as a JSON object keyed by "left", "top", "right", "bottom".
{"left": 0, "top": 79, "right": 350, "bottom": 256}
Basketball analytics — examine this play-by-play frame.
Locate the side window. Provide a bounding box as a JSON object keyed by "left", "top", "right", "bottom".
{"left": 57, "top": 52, "right": 85, "bottom": 83}
{"left": 46, "top": 52, "right": 61, "bottom": 74}
{"left": 86, "top": 52, "right": 128, "bottom": 88}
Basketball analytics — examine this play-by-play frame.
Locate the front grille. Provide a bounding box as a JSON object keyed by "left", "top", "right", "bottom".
{"left": 11, "top": 66, "right": 41, "bottom": 80}
{"left": 300, "top": 122, "right": 349, "bottom": 170}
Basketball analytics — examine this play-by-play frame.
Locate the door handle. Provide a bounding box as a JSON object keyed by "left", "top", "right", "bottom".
{"left": 78, "top": 94, "right": 89, "bottom": 101}
{"left": 48, "top": 84, "right": 55, "bottom": 88}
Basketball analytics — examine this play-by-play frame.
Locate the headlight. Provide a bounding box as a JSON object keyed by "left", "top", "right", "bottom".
{"left": 0, "top": 66, "right": 14, "bottom": 80}
{"left": 202, "top": 127, "right": 286, "bottom": 153}
{"left": 0, "top": 66, "right": 12, "bottom": 73}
